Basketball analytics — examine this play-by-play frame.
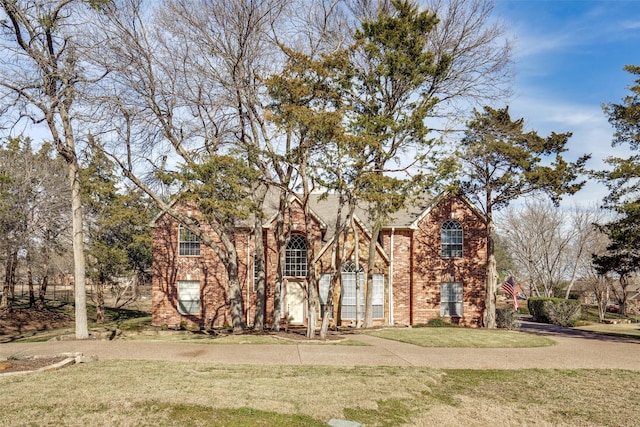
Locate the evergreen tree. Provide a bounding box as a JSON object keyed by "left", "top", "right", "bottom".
{"left": 459, "top": 106, "right": 589, "bottom": 327}
{"left": 81, "top": 141, "right": 152, "bottom": 323}
{"left": 266, "top": 48, "right": 352, "bottom": 337}
{"left": 593, "top": 65, "right": 640, "bottom": 316}
{"left": 349, "top": 0, "right": 454, "bottom": 328}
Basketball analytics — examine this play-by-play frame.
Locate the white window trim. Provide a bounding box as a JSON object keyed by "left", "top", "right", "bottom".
{"left": 178, "top": 223, "right": 201, "bottom": 257}
{"left": 440, "top": 282, "right": 463, "bottom": 317}
{"left": 178, "top": 280, "right": 201, "bottom": 315}
{"left": 319, "top": 273, "right": 331, "bottom": 318}
{"left": 441, "top": 220, "right": 463, "bottom": 258}
{"left": 284, "top": 235, "right": 308, "bottom": 277}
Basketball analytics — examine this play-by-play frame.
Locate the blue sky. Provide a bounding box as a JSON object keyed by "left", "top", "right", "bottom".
{"left": 494, "top": 0, "right": 640, "bottom": 207}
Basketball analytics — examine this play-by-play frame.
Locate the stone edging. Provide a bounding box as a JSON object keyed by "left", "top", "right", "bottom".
{"left": 0, "top": 352, "right": 97, "bottom": 377}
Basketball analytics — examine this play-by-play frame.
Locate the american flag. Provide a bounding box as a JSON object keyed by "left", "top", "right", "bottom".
{"left": 501, "top": 276, "right": 519, "bottom": 311}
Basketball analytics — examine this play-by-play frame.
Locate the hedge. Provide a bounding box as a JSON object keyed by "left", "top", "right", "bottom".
{"left": 527, "top": 297, "right": 581, "bottom": 327}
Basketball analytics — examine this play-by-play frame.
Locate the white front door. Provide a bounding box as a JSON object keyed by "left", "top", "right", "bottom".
{"left": 285, "top": 280, "right": 306, "bottom": 325}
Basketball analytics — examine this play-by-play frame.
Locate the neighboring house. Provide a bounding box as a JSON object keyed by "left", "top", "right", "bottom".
{"left": 570, "top": 280, "right": 640, "bottom": 305}
{"left": 151, "top": 190, "right": 488, "bottom": 329}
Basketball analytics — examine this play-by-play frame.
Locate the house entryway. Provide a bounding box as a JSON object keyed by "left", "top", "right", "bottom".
{"left": 285, "top": 280, "right": 306, "bottom": 325}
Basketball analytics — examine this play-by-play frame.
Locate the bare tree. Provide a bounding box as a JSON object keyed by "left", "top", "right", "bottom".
{"left": 499, "top": 199, "right": 605, "bottom": 298}
{"left": 0, "top": 137, "right": 70, "bottom": 311}
{"left": 424, "top": 0, "right": 513, "bottom": 108}
{"left": 563, "top": 205, "right": 607, "bottom": 299}
{"left": 0, "top": 0, "right": 104, "bottom": 338}
{"left": 580, "top": 232, "right": 613, "bottom": 322}
{"left": 90, "top": 0, "right": 293, "bottom": 332}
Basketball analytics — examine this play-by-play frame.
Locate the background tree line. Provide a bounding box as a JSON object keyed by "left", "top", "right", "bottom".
{"left": 0, "top": 134, "right": 153, "bottom": 321}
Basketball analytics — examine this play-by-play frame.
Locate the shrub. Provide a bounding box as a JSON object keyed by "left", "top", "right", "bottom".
{"left": 547, "top": 300, "right": 582, "bottom": 327}
{"left": 496, "top": 308, "right": 521, "bottom": 330}
{"left": 528, "top": 297, "right": 581, "bottom": 327}
{"left": 426, "top": 317, "right": 453, "bottom": 327}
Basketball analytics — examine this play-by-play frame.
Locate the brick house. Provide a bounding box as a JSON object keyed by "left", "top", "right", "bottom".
{"left": 151, "top": 190, "right": 488, "bottom": 329}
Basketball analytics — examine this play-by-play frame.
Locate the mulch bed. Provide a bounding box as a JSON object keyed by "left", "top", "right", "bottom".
{"left": 0, "top": 356, "right": 69, "bottom": 374}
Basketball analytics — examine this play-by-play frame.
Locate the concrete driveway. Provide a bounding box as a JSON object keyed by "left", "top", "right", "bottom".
{"left": 1, "top": 322, "right": 638, "bottom": 371}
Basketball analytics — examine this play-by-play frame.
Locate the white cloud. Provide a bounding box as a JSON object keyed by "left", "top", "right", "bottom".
{"left": 621, "top": 20, "right": 640, "bottom": 30}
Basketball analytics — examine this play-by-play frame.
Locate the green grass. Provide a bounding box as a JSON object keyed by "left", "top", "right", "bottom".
{"left": 365, "top": 327, "right": 555, "bottom": 348}
{"left": 574, "top": 322, "right": 640, "bottom": 339}
{"left": 139, "top": 403, "right": 326, "bottom": 427}
{"left": 578, "top": 304, "right": 639, "bottom": 323}
{"left": 0, "top": 361, "right": 637, "bottom": 426}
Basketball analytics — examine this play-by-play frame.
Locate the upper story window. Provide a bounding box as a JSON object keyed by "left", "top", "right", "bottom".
{"left": 284, "top": 234, "right": 307, "bottom": 277}
{"left": 179, "top": 222, "right": 201, "bottom": 256}
{"left": 441, "top": 220, "right": 463, "bottom": 258}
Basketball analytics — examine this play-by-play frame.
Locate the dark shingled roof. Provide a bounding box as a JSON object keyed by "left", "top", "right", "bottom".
{"left": 259, "top": 186, "right": 437, "bottom": 238}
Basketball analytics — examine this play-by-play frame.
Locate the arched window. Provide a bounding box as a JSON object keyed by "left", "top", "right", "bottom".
{"left": 441, "top": 220, "right": 463, "bottom": 258}
{"left": 179, "top": 221, "right": 200, "bottom": 256}
{"left": 284, "top": 235, "right": 307, "bottom": 277}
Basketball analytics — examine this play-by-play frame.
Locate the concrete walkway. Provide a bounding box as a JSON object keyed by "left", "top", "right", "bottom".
{"left": 1, "top": 323, "right": 639, "bottom": 371}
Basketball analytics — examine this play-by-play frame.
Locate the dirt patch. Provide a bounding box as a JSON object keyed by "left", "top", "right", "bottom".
{"left": 0, "top": 356, "right": 69, "bottom": 374}
{"left": 0, "top": 307, "right": 74, "bottom": 338}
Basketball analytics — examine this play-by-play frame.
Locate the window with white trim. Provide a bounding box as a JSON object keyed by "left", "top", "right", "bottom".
{"left": 284, "top": 235, "right": 307, "bottom": 277}
{"left": 253, "top": 254, "right": 259, "bottom": 292}
{"left": 177, "top": 280, "right": 201, "bottom": 315}
{"left": 441, "top": 220, "right": 463, "bottom": 258}
{"left": 440, "top": 282, "right": 463, "bottom": 317}
{"left": 319, "top": 273, "right": 331, "bottom": 318}
{"left": 179, "top": 222, "right": 201, "bottom": 256}
{"left": 340, "top": 262, "right": 364, "bottom": 319}
{"left": 372, "top": 274, "right": 384, "bottom": 319}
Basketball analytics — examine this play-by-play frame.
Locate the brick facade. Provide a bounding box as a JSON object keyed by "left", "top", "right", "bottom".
{"left": 151, "top": 193, "right": 487, "bottom": 329}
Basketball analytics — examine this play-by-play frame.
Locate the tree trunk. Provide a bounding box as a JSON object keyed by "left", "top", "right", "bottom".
{"left": 320, "top": 198, "right": 350, "bottom": 339}
{"left": 271, "top": 190, "right": 289, "bottom": 331}
{"left": 27, "top": 261, "right": 35, "bottom": 308}
{"left": 37, "top": 273, "right": 49, "bottom": 310}
{"left": 68, "top": 150, "right": 90, "bottom": 339}
{"left": 596, "top": 284, "right": 609, "bottom": 322}
{"left": 1, "top": 249, "right": 17, "bottom": 311}
{"left": 1, "top": 248, "right": 12, "bottom": 311}
{"left": 483, "top": 220, "right": 497, "bottom": 329}
{"left": 364, "top": 222, "right": 380, "bottom": 329}
{"left": 354, "top": 217, "right": 361, "bottom": 328}
{"left": 305, "top": 203, "right": 317, "bottom": 339}
{"left": 253, "top": 224, "right": 266, "bottom": 330}
{"left": 227, "top": 272, "right": 245, "bottom": 332}
{"left": 96, "top": 280, "right": 105, "bottom": 324}
{"left": 252, "top": 184, "right": 268, "bottom": 331}
{"left": 220, "top": 234, "right": 245, "bottom": 333}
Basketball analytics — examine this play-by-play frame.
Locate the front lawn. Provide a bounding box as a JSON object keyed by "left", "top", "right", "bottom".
{"left": 0, "top": 361, "right": 637, "bottom": 426}
{"left": 574, "top": 322, "right": 640, "bottom": 339}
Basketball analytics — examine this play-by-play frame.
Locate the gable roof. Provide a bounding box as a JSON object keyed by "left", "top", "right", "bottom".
{"left": 152, "top": 186, "right": 485, "bottom": 235}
